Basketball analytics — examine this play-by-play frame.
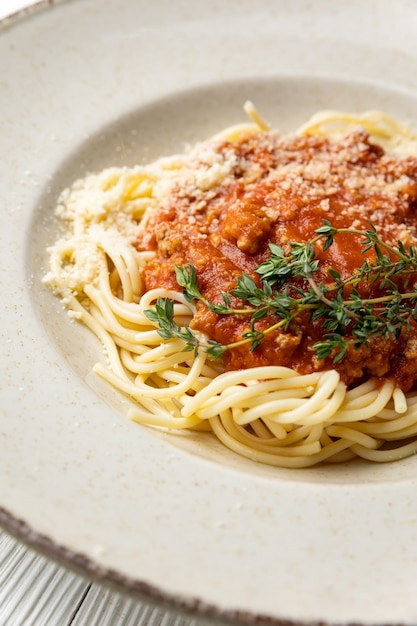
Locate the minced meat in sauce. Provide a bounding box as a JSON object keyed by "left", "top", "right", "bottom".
{"left": 136, "top": 129, "right": 417, "bottom": 390}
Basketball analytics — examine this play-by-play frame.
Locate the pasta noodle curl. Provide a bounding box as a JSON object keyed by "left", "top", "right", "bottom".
{"left": 44, "top": 106, "right": 417, "bottom": 468}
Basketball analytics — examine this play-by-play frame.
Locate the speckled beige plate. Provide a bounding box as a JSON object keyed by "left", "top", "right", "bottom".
{"left": 3, "top": 1, "right": 417, "bottom": 624}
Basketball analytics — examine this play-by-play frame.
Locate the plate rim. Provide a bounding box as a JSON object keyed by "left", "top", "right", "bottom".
{"left": 3, "top": 1, "right": 417, "bottom": 624}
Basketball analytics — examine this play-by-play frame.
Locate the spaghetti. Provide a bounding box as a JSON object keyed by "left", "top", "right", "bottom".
{"left": 44, "top": 104, "right": 417, "bottom": 468}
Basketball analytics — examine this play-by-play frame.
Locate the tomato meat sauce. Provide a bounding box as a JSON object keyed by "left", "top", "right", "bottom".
{"left": 136, "top": 129, "right": 417, "bottom": 390}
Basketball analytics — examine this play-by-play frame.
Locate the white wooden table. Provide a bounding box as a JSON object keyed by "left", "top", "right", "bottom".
{"left": 0, "top": 530, "right": 201, "bottom": 626}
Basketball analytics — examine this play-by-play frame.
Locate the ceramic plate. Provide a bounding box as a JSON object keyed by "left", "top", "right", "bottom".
{"left": 3, "top": 1, "right": 417, "bottom": 624}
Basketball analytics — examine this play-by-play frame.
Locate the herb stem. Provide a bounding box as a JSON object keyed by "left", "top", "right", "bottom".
{"left": 146, "top": 220, "right": 417, "bottom": 364}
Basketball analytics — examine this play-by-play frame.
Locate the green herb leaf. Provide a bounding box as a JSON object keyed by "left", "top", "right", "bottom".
{"left": 145, "top": 220, "right": 417, "bottom": 365}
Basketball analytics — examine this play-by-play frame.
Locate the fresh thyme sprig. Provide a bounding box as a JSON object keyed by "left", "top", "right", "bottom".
{"left": 143, "top": 297, "right": 200, "bottom": 352}
{"left": 144, "top": 220, "right": 417, "bottom": 363}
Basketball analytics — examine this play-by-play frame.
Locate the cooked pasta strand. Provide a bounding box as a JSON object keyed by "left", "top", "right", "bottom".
{"left": 43, "top": 108, "right": 417, "bottom": 468}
